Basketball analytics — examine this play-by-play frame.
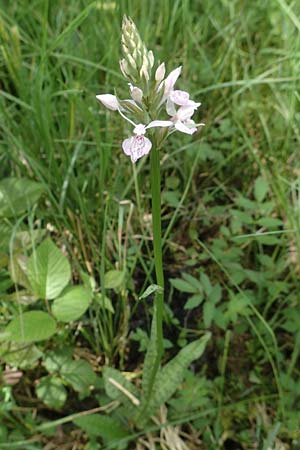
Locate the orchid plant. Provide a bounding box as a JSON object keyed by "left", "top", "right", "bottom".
{"left": 96, "top": 16, "right": 205, "bottom": 405}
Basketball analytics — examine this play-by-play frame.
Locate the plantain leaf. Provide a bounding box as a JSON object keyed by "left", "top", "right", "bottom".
{"left": 142, "top": 311, "right": 158, "bottom": 398}
{"left": 103, "top": 367, "right": 140, "bottom": 416}
{"left": 140, "top": 332, "right": 211, "bottom": 424}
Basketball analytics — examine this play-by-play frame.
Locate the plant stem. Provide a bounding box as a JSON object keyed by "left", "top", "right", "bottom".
{"left": 150, "top": 146, "right": 164, "bottom": 367}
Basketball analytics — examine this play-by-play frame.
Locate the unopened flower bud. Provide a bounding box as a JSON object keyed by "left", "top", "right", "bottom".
{"left": 148, "top": 50, "right": 154, "bottom": 68}
{"left": 140, "top": 63, "right": 150, "bottom": 81}
{"left": 120, "top": 58, "right": 130, "bottom": 78}
{"left": 155, "top": 62, "right": 165, "bottom": 82}
{"left": 96, "top": 94, "right": 119, "bottom": 111}
{"left": 129, "top": 84, "right": 143, "bottom": 103}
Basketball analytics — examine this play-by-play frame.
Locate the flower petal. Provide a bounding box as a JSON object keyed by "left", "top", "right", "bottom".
{"left": 164, "top": 66, "right": 182, "bottom": 95}
{"left": 96, "top": 94, "right": 119, "bottom": 111}
{"left": 122, "top": 137, "right": 134, "bottom": 156}
{"left": 122, "top": 136, "right": 152, "bottom": 163}
{"left": 176, "top": 105, "right": 198, "bottom": 121}
{"left": 166, "top": 97, "right": 177, "bottom": 116}
{"left": 146, "top": 120, "right": 173, "bottom": 129}
{"left": 175, "top": 120, "right": 197, "bottom": 135}
{"left": 134, "top": 124, "right": 147, "bottom": 135}
{"left": 170, "top": 90, "right": 190, "bottom": 106}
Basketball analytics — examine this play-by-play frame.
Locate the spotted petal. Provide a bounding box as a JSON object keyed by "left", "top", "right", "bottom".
{"left": 122, "top": 135, "right": 152, "bottom": 163}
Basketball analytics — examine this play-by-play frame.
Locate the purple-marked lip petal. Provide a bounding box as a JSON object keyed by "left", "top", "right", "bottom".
{"left": 122, "top": 135, "right": 152, "bottom": 163}
{"left": 170, "top": 90, "right": 190, "bottom": 106}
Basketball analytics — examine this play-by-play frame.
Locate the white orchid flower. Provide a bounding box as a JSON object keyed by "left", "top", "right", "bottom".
{"left": 170, "top": 105, "right": 203, "bottom": 135}
{"left": 122, "top": 120, "right": 172, "bottom": 163}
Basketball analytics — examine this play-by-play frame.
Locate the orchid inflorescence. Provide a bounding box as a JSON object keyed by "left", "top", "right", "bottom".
{"left": 96, "top": 15, "right": 204, "bottom": 163}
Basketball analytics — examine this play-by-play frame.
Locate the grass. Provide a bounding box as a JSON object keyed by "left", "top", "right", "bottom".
{"left": 0, "top": 0, "right": 300, "bottom": 448}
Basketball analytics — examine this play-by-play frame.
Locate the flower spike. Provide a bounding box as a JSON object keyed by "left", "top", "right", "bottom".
{"left": 96, "top": 17, "right": 204, "bottom": 162}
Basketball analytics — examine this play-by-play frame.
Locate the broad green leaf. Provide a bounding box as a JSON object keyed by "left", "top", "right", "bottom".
{"left": 104, "top": 270, "right": 125, "bottom": 289}
{"left": 0, "top": 177, "right": 44, "bottom": 218}
{"left": 61, "top": 359, "right": 96, "bottom": 394}
{"left": 36, "top": 376, "right": 67, "bottom": 409}
{"left": 103, "top": 367, "right": 140, "bottom": 415}
{"left": 0, "top": 343, "right": 42, "bottom": 369}
{"left": 254, "top": 176, "right": 269, "bottom": 203}
{"left": 73, "top": 414, "right": 130, "bottom": 445}
{"left": 44, "top": 349, "right": 73, "bottom": 373}
{"left": 139, "top": 333, "right": 211, "bottom": 425}
{"left": 170, "top": 278, "right": 198, "bottom": 293}
{"left": 52, "top": 286, "right": 92, "bottom": 322}
{"left": 9, "top": 254, "right": 30, "bottom": 290}
{"left": 5, "top": 311, "right": 56, "bottom": 343}
{"left": 27, "top": 237, "right": 71, "bottom": 299}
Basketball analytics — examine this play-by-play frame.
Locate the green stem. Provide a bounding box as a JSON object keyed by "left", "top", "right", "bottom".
{"left": 150, "top": 146, "right": 164, "bottom": 368}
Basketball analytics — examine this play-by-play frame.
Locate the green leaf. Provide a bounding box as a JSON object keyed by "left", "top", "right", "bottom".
{"left": 200, "top": 272, "right": 212, "bottom": 295}
{"left": 9, "top": 254, "right": 31, "bottom": 290}
{"left": 27, "top": 237, "right": 71, "bottom": 299}
{"left": 182, "top": 273, "right": 203, "bottom": 291}
{"left": 142, "top": 313, "right": 158, "bottom": 398}
{"left": 254, "top": 176, "right": 269, "bottom": 203}
{"left": 44, "top": 349, "right": 73, "bottom": 373}
{"left": 5, "top": 311, "right": 56, "bottom": 343}
{"left": 95, "top": 293, "right": 115, "bottom": 313}
{"left": 203, "top": 301, "right": 216, "bottom": 328}
{"left": 103, "top": 367, "right": 140, "bottom": 414}
{"left": 36, "top": 376, "right": 67, "bottom": 409}
{"left": 139, "top": 284, "right": 163, "bottom": 300}
{"left": 0, "top": 343, "right": 42, "bottom": 369}
{"left": 184, "top": 294, "right": 204, "bottom": 310}
{"left": 104, "top": 270, "right": 125, "bottom": 289}
{"left": 257, "top": 217, "right": 283, "bottom": 228}
{"left": 61, "top": 359, "right": 96, "bottom": 394}
{"left": 52, "top": 286, "right": 92, "bottom": 322}
{"left": 0, "top": 177, "right": 44, "bottom": 218}
{"left": 74, "top": 413, "right": 129, "bottom": 440}
{"left": 208, "top": 284, "right": 222, "bottom": 304}
{"left": 170, "top": 278, "right": 198, "bottom": 293}
{"left": 140, "top": 333, "right": 211, "bottom": 425}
